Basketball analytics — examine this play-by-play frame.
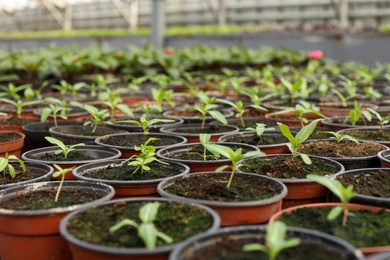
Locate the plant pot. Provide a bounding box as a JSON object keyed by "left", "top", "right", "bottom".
{"left": 48, "top": 125, "right": 129, "bottom": 145}
{"left": 21, "top": 145, "right": 122, "bottom": 179}
{"left": 162, "top": 108, "right": 234, "bottom": 124}
{"left": 0, "top": 131, "right": 25, "bottom": 157}
{"left": 169, "top": 225, "right": 364, "bottom": 260}
{"left": 337, "top": 127, "right": 390, "bottom": 148}
{"left": 322, "top": 116, "right": 387, "bottom": 131}
{"left": 332, "top": 168, "right": 390, "bottom": 208}
{"left": 95, "top": 132, "right": 187, "bottom": 158}
{"left": 218, "top": 130, "right": 290, "bottom": 154}
{"left": 377, "top": 149, "right": 390, "bottom": 167}
{"left": 160, "top": 124, "right": 239, "bottom": 143}
{"left": 22, "top": 121, "right": 84, "bottom": 150}
{"left": 59, "top": 197, "right": 220, "bottom": 260}
{"left": 238, "top": 154, "right": 345, "bottom": 208}
{"left": 107, "top": 117, "right": 184, "bottom": 133}
{"left": 270, "top": 202, "right": 390, "bottom": 256}
{"left": 0, "top": 180, "right": 115, "bottom": 260}
{"left": 0, "top": 115, "right": 40, "bottom": 133}
{"left": 156, "top": 142, "right": 260, "bottom": 172}
{"left": 157, "top": 171, "right": 287, "bottom": 226}
{"left": 72, "top": 158, "right": 190, "bottom": 198}
{"left": 318, "top": 101, "right": 378, "bottom": 117}
{"left": 298, "top": 139, "right": 388, "bottom": 170}
{"left": 0, "top": 161, "right": 53, "bottom": 190}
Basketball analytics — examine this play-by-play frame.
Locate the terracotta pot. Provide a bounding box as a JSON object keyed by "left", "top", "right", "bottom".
{"left": 156, "top": 142, "right": 260, "bottom": 173}
{"left": 21, "top": 145, "right": 122, "bottom": 180}
{"left": 269, "top": 203, "right": 390, "bottom": 256}
{"left": 218, "top": 131, "right": 290, "bottom": 154}
{"left": 160, "top": 124, "right": 239, "bottom": 143}
{"left": 0, "top": 181, "right": 115, "bottom": 260}
{"left": 169, "top": 225, "right": 364, "bottom": 260}
{"left": 72, "top": 158, "right": 190, "bottom": 198}
{"left": 59, "top": 197, "right": 220, "bottom": 260}
{"left": 238, "top": 154, "right": 345, "bottom": 208}
{"left": 95, "top": 132, "right": 187, "bottom": 158}
{"left": 0, "top": 131, "right": 25, "bottom": 157}
{"left": 0, "top": 115, "right": 40, "bottom": 133}
{"left": 157, "top": 171, "right": 287, "bottom": 226}
{"left": 318, "top": 101, "right": 378, "bottom": 117}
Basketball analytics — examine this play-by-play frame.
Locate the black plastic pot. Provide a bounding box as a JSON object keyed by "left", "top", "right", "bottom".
{"left": 48, "top": 125, "right": 128, "bottom": 145}
{"left": 169, "top": 225, "right": 364, "bottom": 260}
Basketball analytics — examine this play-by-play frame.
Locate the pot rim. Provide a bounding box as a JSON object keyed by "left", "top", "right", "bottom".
{"left": 59, "top": 197, "right": 221, "bottom": 256}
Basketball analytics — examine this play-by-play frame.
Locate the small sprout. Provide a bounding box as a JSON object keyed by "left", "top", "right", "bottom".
{"left": 246, "top": 123, "right": 275, "bottom": 144}
{"left": 115, "top": 114, "right": 174, "bottom": 136}
{"left": 52, "top": 164, "right": 75, "bottom": 202}
{"left": 0, "top": 153, "right": 26, "bottom": 179}
{"left": 307, "top": 174, "right": 357, "bottom": 226}
{"left": 204, "top": 142, "right": 264, "bottom": 188}
{"left": 194, "top": 103, "right": 227, "bottom": 129}
{"left": 109, "top": 202, "right": 173, "bottom": 249}
{"left": 278, "top": 119, "right": 321, "bottom": 164}
{"left": 363, "top": 108, "right": 390, "bottom": 136}
{"left": 242, "top": 221, "right": 301, "bottom": 260}
{"left": 45, "top": 136, "right": 85, "bottom": 159}
{"left": 320, "top": 131, "right": 359, "bottom": 143}
{"left": 348, "top": 100, "right": 362, "bottom": 126}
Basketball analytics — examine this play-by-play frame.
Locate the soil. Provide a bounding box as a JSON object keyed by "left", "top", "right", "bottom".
{"left": 81, "top": 161, "right": 184, "bottom": 181}
{"left": 0, "top": 164, "right": 47, "bottom": 185}
{"left": 278, "top": 206, "right": 390, "bottom": 248}
{"left": 0, "top": 132, "right": 23, "bottom": 142}
{"left": 0, "top": 188, "right": 102, "bottom": 210}
{"left": 221, "top": 133, "right": 288, "bottom": 146}
{"left": 66, "top": 200, "right": 215, "bottom": 248}
{"left": 29, "top": 151, "right": 94, "bottom": 161}
{"left": 98, "top": 135, "right": 182, "bottom": 148}
{"left": 324, "top": 117, "right": 383, "bottom": 127}
{"left": 297, "top": 140, "right": 385, "bottom": 158}
{"left": 57, "top": 128, "right": 120, "bottom": 137}
{"left": 182, "top": 232, "right": 355, "bottom": 260}
{"left": 163, "top": 172, "right": 282, "bottom": 202}
{"left": 336, "top": 170, "right": 390, "bottom": 197}
{"left": 165, "top": 143, "right": 257, "bottom": 161}
{"left": 0, "top": 116, "right": 39, "bottom": 126}
{"left": 340, "top": 129, "right": 390, "bottom": 142}
{"left": 239, "top": 156, "right": 339, "bottom": 179}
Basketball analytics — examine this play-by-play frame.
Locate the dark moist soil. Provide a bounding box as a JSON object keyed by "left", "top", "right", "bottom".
{"left": 0, "top": 164, "right": 47, "bottom": 185}
{"left": 58, "top": 129, "right": 120, "bottom": 137}
{"left": 82, "top": 161, "right": 184, "bottom": 181}
{"left": 99, "top": 135, "right": 182, "bottom": 148}
{"left": 326, "top": 117, "right": 383, "bottom": 127}
{"left": 239, "top": 156, "right": 338, "bottom": 179}
{"left": 166, "top": 143, "right": 257, "bottom": 161}
{"left": 29, "top": 151, "right": 94, "bottom": 161}
{"left": 0, "top": 132, "right": 23, "bottom": 142}
{"left": 0, "top": 116, "right": 39, "bottom": 126}
{"left": 341, "top": 129, "right": 390, "bottom": 142}
{"left": 183, "top": 233, "right": 355, "bottom": 260}
{"left": 297, "top": 140, "right": 385, "bottom": 158}
{"left": 163, "top": 173, "right": 281, "bottom": 202}
{"left": 279, "top": 206, "right": 390, "bottom": 248}
{"left": 0, "top": 188, "right": 102, "bottom": 210}
{"left": 171, "top": 125, "right": 235, "bottom": 134}
{"left": 222, "top": 133, "right": 288, "bottom": 146}
{"left": 336, "top": 170, "right": 390, "bottom": 197}
{"left": 66, "top": 200, "right": 214, "bottom": 248}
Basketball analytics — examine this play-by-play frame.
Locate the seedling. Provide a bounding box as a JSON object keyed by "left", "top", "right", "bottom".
{"left": 70, "top": 102, "right": 110, "bottom": 133}
{"left": 242, "top": 221, "right": 301, "bottom": 260}
{"left": 0, "top": 98, "right": 41, "bottom": 118}
{"left": 331, "top": 89, "right": 354, "bottom": 108}
{"left": 216, "top": 99, "right": 267, "bottom": 128}
{"left": 52, "top": 164, "right": 75, "bottom": 202}
{"left": 246, "top": 123, "right": 275, "bottom": 144}
{"left": 319, "top": 131, "right": 359, "bottom": 144}
{"left": 40, "top": 97, "right": 71, "bottom": 126}
{"left": 45, "top": 136, "right": 85, "bottom": 159}
{"left": 124, "top": 137, "right": 167, "bottom": 174}
{"left": 363, "top": 108, "right": 390, "bottom": 136}
{"left": 109, "top": 202, "right": 173, "bottom": 249}
{"left": 0, "top": 153, "right": 26, "bottom": 179}
{"left": 115, "top": 114, "right": 174, "bottom": 136}
{"left": 307, "top": 174, "right": 357, "bottom": 226}
{"left": 348, "top": 100, "right": 362, "bottom": 126}
{"left": 204, "top": 142, "right": 264, "bottom": 188}
{"left": 278, "top": 119, "right": 321, "bottom": 164}
{"left": 194, "top": 103, "right": 227, "bottom": 129}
